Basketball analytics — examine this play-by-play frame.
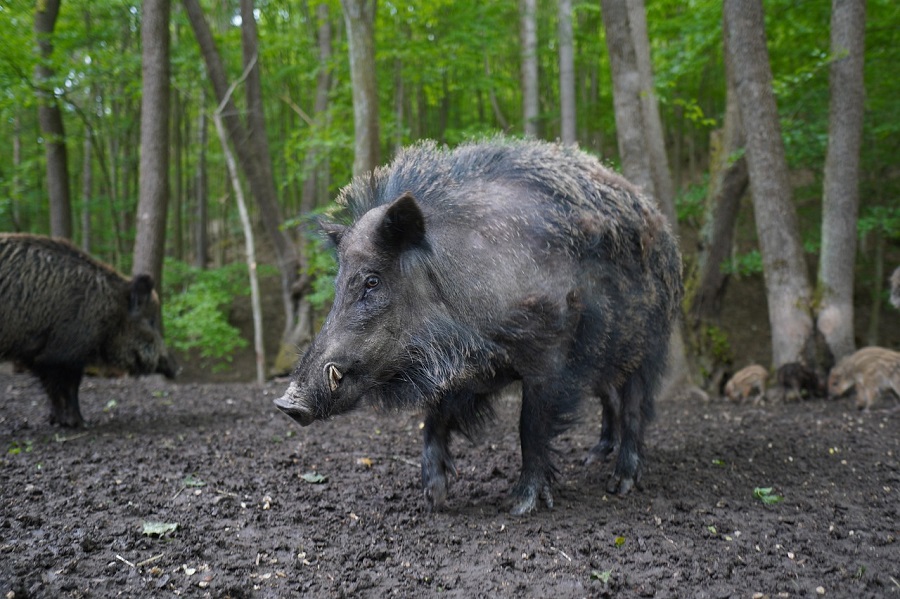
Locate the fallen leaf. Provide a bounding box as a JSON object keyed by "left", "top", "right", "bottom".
{"left": 300, "top": 471, "right": 328, "bottom": 484}
{"left": 142, "top": 521, "right": 179, "bottom": 537}
{"left": 356, "top": 457, "right": 374, "bottom": 468}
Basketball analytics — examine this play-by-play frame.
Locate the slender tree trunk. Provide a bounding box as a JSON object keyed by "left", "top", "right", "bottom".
{"left": 12, "top": 115, "right": 23, "bottom": 231}
{"left": 214, "top": 64, "right": 265, "bottom": 386}
{"left": 520, "top": 0, "right": 539, "bottom": 137}
{"left": 34, "top": 0, "right": 72, "bottom": 239}
{"left": 81, "top": 136, "right": 93, "bottom": 252}
{"left": 626, "top": 0, "right": 677, "bottom": 230}
{"left": 724, "top": 0, "right": 816, "bottom": 370}
{"left": 341, "top": 0, "right": 380, "bottom": 176}
{"left": 184, "top": 0, "right": 300, "bottom": 344}
{"left": 558, "top": 0, "right": 576, "bottom": 145}
{"left": 301, "top": 2, "right": 333, "bottom": 214}
{"left": 817, "top": 0, "right": 866, "bottom": 362}
{"left": 690, "top": 12, "right": 748, "bottom": 326}
{"left": 194, "top": 86, "right": 209, "bottom": 270}
{"left": 133, "top": 0, "right": 170, "bottom": 288}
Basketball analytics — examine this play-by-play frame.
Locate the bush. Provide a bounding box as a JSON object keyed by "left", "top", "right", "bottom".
{"left": 161, "top": 260, "right": 249, "bottom": 372}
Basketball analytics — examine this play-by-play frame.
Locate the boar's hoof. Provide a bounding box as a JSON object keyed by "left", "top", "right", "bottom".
{"left": 605, "top": 472, "right": 642, "bottom": 496}
{"left": 584, "top": 439, "right": 617, "bottom": 466}
{"left": 422, "top": 456, "right": 456, "bottom": 512}
{"left": 49, "top": 410, "right": 85, "bottom": 429}
{"left": 510, "top": 480, "right": 554, "bottom": 516}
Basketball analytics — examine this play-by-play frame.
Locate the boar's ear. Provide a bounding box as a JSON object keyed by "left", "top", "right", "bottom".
{"left": 379, "top": 193, "right": 426, "bottom": 251}
{"left": 129, "top": 274, "right": 155, "bottom": 314}
{"left": 319, "top": 221, "right": 348, "bottom": 248}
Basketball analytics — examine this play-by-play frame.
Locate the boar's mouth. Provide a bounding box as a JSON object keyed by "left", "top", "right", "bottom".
{"left": 274, "top": 381, "right": 316, "bottom": 426}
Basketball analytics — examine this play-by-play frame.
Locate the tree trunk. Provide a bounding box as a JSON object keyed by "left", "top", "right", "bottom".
{"left": 81, "top": 135, "right": 93, "bottom": 252}
{"left": 724, "top": 0, "right": 816, "bottom": 370}
{"left": 600, "top": 0, "right": 653, "bottom": 196}
{"left": 341, "top": 0, "right": 380, "bottom": 176}
{"left": 194, "top": 86, "right": 209, "bottom": 270}
{"left": 132, "top": 0, "right": 170, "bottom": 288}
{"left": 301, "top": 2, "right": 334, "bottom": 215}
{"left": 519, "top": 0, "right": 539, "bottom": 137}
{"left": 558, "top": 0, "right": 576, "bottom": 145}
{"left": 183, "top": 0, "right": 300, "bottom": 344}
{"left": 626, "top": 0, "right": 677, "bottom": 230}
{"left": 817, "top": 0, "right": 866, "bottom": 363}
{"left": 34, "top": 0, "right": 72, "bottom": 239}
{"left": 690, "top": 12, "right": 748, "bottom": 327}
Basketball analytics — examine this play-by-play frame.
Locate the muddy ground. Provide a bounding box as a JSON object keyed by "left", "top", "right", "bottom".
{"left": 1, "top": 365, "right": 898, "bottom": 598}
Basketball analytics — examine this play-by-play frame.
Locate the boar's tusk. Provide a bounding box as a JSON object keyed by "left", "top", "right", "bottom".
{"left": 326, "top": 364, "right": 343, "bottom": 393}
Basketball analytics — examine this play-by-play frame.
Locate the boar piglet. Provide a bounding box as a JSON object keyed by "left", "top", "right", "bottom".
{"left": 0, "top": 234, "right": 177, "bottom": 427}
{"left": 276, "top": 138, "right": 683, "bottom": 515}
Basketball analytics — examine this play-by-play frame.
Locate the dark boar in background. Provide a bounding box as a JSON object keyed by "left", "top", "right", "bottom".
{"left": 276, "top": 138, "right": 683, "bottom": 514}
{"left": 0, "top": 234, "right": 177, "bottom": 427}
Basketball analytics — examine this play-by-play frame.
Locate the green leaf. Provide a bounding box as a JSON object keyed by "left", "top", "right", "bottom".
{"left": 301, "top": 471, "right": 328, "bottom": 484}
{"left": 142, "top": 521, "right": 179, "bottom": 537}
{"left": 614, "top": 536, "right": 626, "bottom": 548}
{"left": 183, "top": 474, "right": 206, "bottom": 488}
{"left": 753, "top": 487, "right": 784, "bottom": 505}
{"left": 591, "top": 569, "right": 612, "bottom": 584}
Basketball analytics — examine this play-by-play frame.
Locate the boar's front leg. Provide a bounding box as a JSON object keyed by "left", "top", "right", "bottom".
{"left": 34, "top": 364, "right": 85, "bottom": 428}
{"left": 511, "top": 377, "right": 579, "bottom": 515}
{"left": 421, "top": 407, "right": 457, "bottom": 511}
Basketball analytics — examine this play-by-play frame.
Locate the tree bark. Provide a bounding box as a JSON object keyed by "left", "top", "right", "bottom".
{"left": 183, "top": 0, "right": 300, "bottom": 341}
{"left": 194, "top": 86, "right": 209, "bottom": 270}
{"left": 724, "top": 0, "right": 816, "bottom": 369}
{"left": 558, "top": 0, "right": 576, "bottom": 145}
{"left": 520, "top": 0, "right": 539, "bottom": 137}
{"left": 626, "top": 0, "right": 677, "bottom": 230}
{"left": 34, "top": 0, "right": 72, "bottom": 239}
{"left": 600, "top": 0, "right": 653, "bottom": 196}
{"left": 341, "top": 0, "right": 380, "bottom": 176}
{"left": 132, "top": 0, "right": 170, "bottom": 288}
{"left": 301, "top": 2, "right": 334, "bottom": 215}
{"left": 690, "top": 12, "right": 748, "bottom": 326}
{"left": 817, "top": 0, "right": 866, "bottom": 362}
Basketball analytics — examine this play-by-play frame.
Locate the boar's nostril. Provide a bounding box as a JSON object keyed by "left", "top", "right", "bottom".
{"left": 325, "top": 363, "right": 343, "bottom": 393}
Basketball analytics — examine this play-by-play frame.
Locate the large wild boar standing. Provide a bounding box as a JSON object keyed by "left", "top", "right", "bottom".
{"left": 276, "top": 138, "right": 683, "bottom": 514}
{"left": 0, "top": 234, "right": 177, "bottom": 427}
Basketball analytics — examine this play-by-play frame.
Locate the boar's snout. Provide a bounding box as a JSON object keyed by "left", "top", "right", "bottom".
{"left": 274, "top": 381, "right": 316, "bottom": 426}
{"left": 157, "top": 352, "right": 179, "bottom": 379}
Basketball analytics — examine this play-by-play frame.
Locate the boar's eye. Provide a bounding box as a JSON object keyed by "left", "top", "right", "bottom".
{"left": 364, "top": 275, "right": 380, "bottom": 290}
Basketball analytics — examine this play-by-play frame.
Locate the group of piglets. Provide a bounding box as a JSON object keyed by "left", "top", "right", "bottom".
{"left": 724, "top": 345, "right": 900, "bottom": 410}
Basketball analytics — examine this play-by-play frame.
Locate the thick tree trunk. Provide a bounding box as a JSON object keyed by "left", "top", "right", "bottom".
{"left": 520, "top": 0, "right": 539, "bottom": 137}
{"left": 724, "top": 0, "right": 816, "bottom": 370}
{"left": 558, "top": 0, "right": 576, "bottom": 145}
{"left": 34, "top": 0, "right": 72, "bottom": 239}
{"left": 341, "top": 0, "right": 380, "bottom": 177}
{"left": 817, "top": 0, "right": 866, "bottom": 362}
{"left": 132, "top": 0, "right": 170, "bottom": 288}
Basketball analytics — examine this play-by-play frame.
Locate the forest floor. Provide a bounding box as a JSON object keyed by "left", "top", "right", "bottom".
{"left": 1, "top": 366, "right": 899, "bottom": 598}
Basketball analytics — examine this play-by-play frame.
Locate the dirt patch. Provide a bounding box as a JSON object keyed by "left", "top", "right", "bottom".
{"left": 1, "top": 368, "right": 898, "bottom": 598}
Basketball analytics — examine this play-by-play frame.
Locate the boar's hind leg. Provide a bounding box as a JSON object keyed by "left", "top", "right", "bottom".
{"left": 585, "top": 385, "right": 621, "bottom": 465}
{"left": 511, "top": 378, "right": 580, "bottom": 515}
{"left": 607, "top": 369, "right": 655, "bottom": 496}
{"left": 34, "top": 365, "right": 85, "bottom": 428}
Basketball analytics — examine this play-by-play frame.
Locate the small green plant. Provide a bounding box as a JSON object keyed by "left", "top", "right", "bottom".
{"left": 721, "top": 249, "right": 763, "bottom": 277}
{"left": 162, "top": 259, "right": 253, "bottom": 371}
{"left": 753, "top": 487, "right": 784, "bottom": 505}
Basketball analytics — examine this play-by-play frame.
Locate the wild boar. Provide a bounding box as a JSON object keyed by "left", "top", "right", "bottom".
{"left": 724, "top": 364, "right": 768, "bottom": 403}
{"left": 776, "top": 362, "right": 823, "bottom": 402}
{"left": 0, "top": 233, "right": 177, "bottom": 427}
{"left": 827, "top": 346, "right": 900, "bottom": 410}
{"left": 275, "top": 138, "right": 683, "bottom": 514}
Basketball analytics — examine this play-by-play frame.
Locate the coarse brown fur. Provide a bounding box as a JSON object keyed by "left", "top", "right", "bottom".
{"left": 827, "top": 346, "right": 900, "bottom": 410}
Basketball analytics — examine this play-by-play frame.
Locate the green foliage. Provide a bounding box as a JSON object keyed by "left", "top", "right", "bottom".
{"left": 858, "top": 205, "right": 900, "bottom": 240}
{"left": 161, "top": 259, "right": 250, "bottom": 372}
{"left": 721, "top": 250, "right": 763, "bottom": 278}
{"left": 675, "top": 175, "right": 708, "bottom": 227}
